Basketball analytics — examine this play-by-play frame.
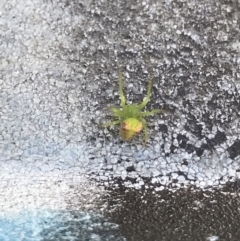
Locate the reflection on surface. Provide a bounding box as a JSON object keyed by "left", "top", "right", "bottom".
{"left": 0, "top": 210, "right": 126, "bottom": 241}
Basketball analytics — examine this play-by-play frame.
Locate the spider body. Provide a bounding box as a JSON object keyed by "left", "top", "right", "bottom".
{"left": 120, "top": 118, "right": 143, "bottom": 141}
{"left": 101, "top": 70, "right": 163, "bottom": 144}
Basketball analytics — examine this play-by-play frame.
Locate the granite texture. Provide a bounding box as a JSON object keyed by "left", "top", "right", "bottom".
{"left": 0, "top": 0, "right": 240, "bottom": 240}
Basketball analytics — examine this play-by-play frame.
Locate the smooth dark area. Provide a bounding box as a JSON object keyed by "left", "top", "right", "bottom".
{"left": 104, "top": 184, "right": 240, "bottom": 241}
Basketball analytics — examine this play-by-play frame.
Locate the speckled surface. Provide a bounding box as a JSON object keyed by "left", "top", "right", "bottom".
{"left": 0, "top": 0, "right": 240, "bottom": 240}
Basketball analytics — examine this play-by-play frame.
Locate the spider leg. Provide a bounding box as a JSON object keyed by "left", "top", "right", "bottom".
{"left": 142, "top": 118, "right": 149, "bottom": 145}
{"left": 119, "top": 70, "right": 126, "bottom": 107}
{"left": 101, "top": 120, "right": 121, "bottom": 127}
{"left": 140, "top": 109, "right": 164, "bottom": 117}
{"left": 109, "top": 107, "right": 124, "bottom": 117}
{"left": 138, "top": 75, "right": 153, "bottom": 110}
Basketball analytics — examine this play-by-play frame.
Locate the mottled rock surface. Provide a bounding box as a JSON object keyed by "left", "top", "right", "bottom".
{"left": 0, "top": 0, "right": 240, "bottom": 240}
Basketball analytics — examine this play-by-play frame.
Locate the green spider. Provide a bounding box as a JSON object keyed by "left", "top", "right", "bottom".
{"left": 101, "top": 70, "right": 163, "bottom": 145}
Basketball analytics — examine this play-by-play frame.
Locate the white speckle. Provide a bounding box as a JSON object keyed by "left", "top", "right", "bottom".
{"left": 151, "top": 169, "right": 161, "bottom": 177}
{"left": 232, "top": 41, "right": 240, "bottom": 51}
{"left": 207, "top": 236, "right": 219, "bottom": 241}
{"left": 0, "top": 59, "right": 9, "bottom": 69}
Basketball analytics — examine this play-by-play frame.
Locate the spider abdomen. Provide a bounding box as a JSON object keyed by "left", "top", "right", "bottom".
{"left": 120, "top": 118, "right": 143, "bottom": 141}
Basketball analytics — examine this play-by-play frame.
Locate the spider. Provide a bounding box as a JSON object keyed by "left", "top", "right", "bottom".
{"left": 101, "top": 70, "right": 163, "bottom": 145}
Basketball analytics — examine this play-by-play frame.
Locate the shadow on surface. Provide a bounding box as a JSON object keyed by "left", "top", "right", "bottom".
{"left": 104, "top": 183, "right": 240, "bottom": 241}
